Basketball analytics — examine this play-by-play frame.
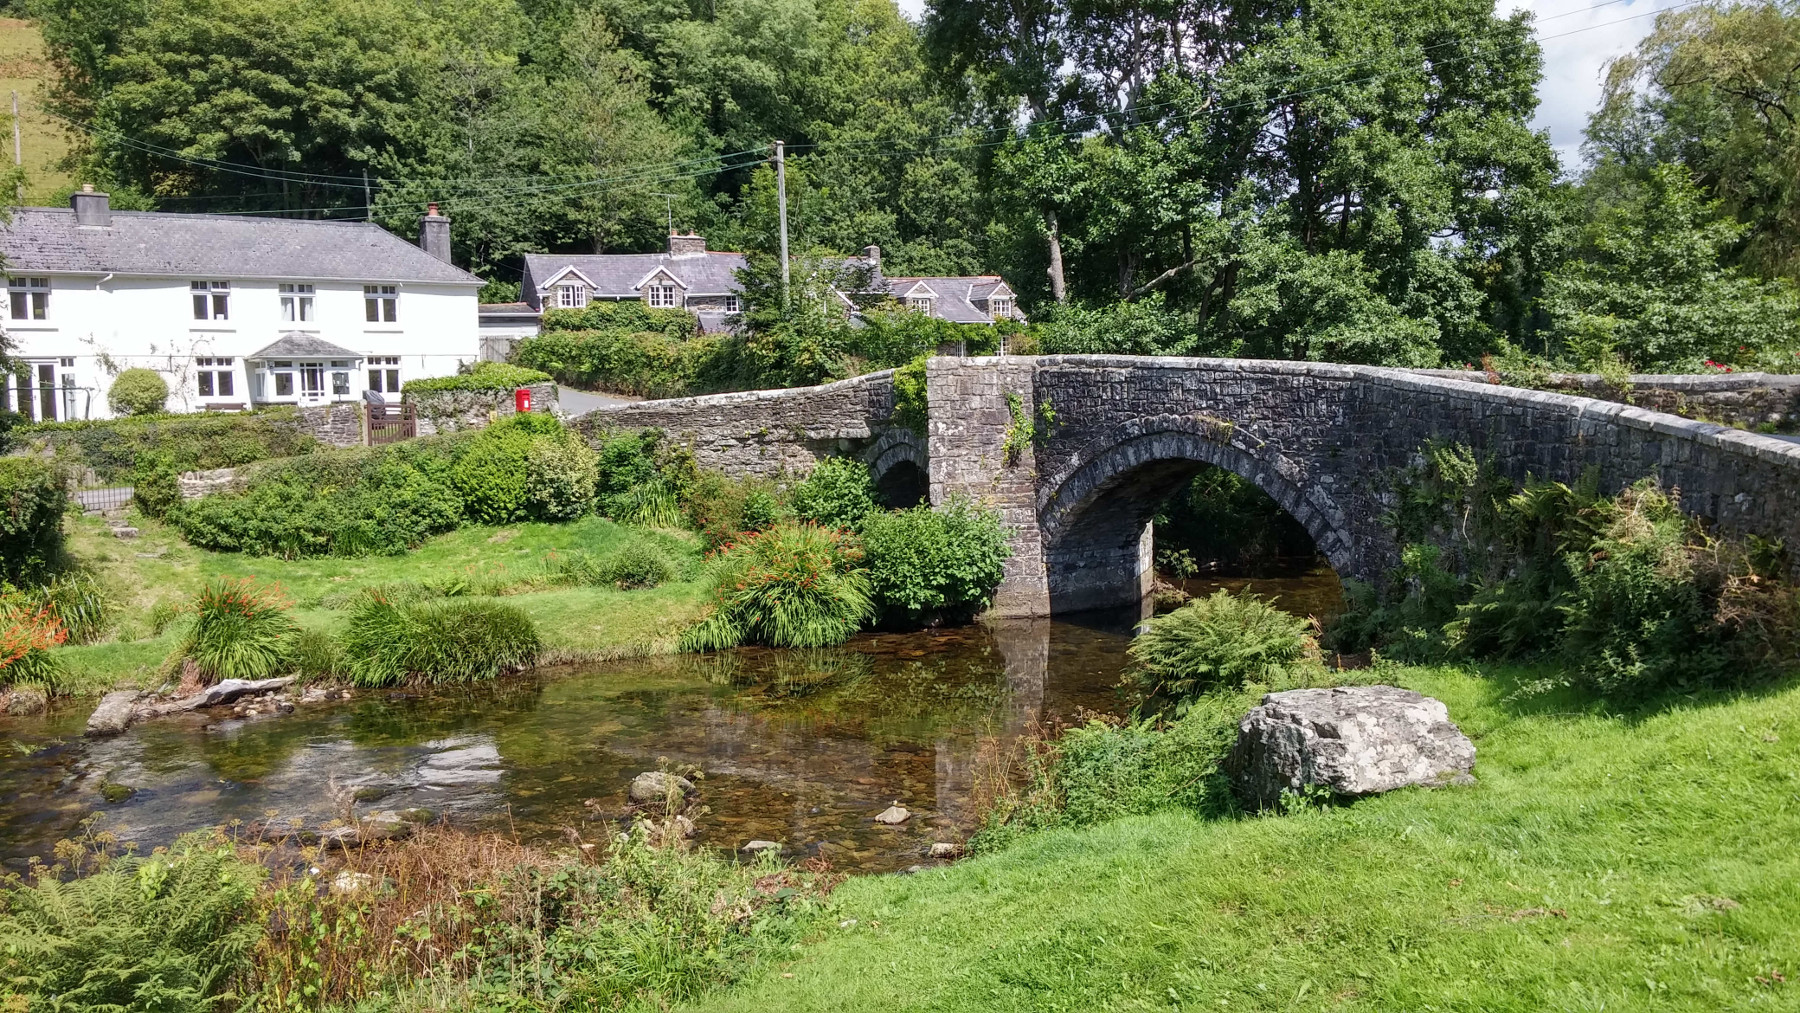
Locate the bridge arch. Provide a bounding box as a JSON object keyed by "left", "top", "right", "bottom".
{"left": 864, "top": 428, "right": 928, "bottom": 507}
{"left": 1036, "top": 415, "right": 1359, "bottom": 613}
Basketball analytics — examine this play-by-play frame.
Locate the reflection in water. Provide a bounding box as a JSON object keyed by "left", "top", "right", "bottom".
{"left": 0, "top": 569, "right": 1341, "bottom": 872}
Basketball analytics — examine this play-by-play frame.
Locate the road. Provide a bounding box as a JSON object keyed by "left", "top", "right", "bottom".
{"left": 555, "top": 385, "right": 636, "bottom": 417}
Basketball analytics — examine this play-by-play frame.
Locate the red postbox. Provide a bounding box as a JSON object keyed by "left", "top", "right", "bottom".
{"left": 514, "top": 387, "right": 532, "bottom": 413}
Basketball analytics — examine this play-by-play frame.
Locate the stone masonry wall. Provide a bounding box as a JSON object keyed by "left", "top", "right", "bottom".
{"left": 571, "top": 371, "right": 899, "bottom": 478}
{"left": 407, "top": 382, "right": 559, "bottom": 437}
{"left": 296, "top": 403, "right": 364, "bottom": 447}
{"left": 1417, "top": 370, "right": 1800, "bottom": 431}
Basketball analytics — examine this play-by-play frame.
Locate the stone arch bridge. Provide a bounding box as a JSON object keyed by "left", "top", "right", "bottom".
{"left": 573, "top": 356, "right": 1800, "bottom": 617}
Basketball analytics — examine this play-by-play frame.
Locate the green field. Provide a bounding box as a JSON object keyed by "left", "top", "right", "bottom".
{"left": 0, "top": 18, "right": 72, "bottom": 202}
{"left": 55, "top": 510, "right": 712, "bottom": 693}
{"left": 676, "top": 663, "right": 1800, "bottom": 1012}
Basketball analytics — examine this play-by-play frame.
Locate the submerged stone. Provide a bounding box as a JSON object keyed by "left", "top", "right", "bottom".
{"left": 628, "top": 771, "right": 696, "bottom": 808}
{"left": 1227, "top": 685, "right": 1476, "bottom": 809}
{"left": 873, "top": 803, "right": 910, "bottom": 825}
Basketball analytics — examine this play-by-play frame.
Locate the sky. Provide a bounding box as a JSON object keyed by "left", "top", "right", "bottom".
{"left": 893, "top": 0, "right": 1685, "bottom": 175}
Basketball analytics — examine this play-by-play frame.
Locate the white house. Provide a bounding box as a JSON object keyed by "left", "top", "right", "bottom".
{"left": 0, "top": 187, "right": 483, "bottom": 421}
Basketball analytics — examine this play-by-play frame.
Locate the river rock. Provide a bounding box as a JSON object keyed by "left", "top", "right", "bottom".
{"left": 0, "top": 687, "right": 47, "bottom": 716}
{"left": 85, "top": 691, "right": 142, "bottom": 737}
{"left": 628, "top": 771, "right": 696, "bottom": 808}
{"left": 928, "top": 842, "right": 961, "bottom": 859}
{"left": 330, "top": 871, "right": 376, "bottom": 894}
{"left": 873, "top": 803, "right": 910, "bottom": 825}
{"left": 1227, "top": 685, "right": 1476, "bottom": 809}
{"left": 742, "top": 840, "right": 781, "bottom": 854}
{"left": 182, "top": 677, "right": 294, "bottom": 710}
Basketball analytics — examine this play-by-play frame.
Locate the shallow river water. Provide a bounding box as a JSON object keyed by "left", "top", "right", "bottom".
{"left": 0, "top": 566, "right": 1341, "bottom": 874}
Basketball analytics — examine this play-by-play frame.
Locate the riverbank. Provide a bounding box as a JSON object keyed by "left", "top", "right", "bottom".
{"left": 48, "top": 510, "right": 713, "bottom": 696}
{"left": 680, "top": 663, "right": 1800, "bottom": 1012}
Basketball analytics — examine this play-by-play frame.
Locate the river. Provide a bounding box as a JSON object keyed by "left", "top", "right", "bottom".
{"left": 0, "top": 565, "right": 1342, "bottom": 873}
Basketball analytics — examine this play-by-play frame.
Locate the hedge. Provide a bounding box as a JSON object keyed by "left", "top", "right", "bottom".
{"left": 0, "top": 458, "right": 68, "bottom": 583}
{"left": 402, "top": 361, "right": 551, "bottom": 394}
{"left": 15, "top": 410, "right": 318, "bottom": 484}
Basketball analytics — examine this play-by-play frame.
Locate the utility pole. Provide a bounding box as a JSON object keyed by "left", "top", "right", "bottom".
{"left": 362, "top": 168, "right": 373, "bottom": 221}
{"left": 774, "top": 140, "right": 790, "bottom": 308}
{"left": 11, "top": 91, "right": 21, "bottom": 203}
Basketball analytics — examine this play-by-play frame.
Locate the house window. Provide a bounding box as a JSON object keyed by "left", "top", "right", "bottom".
{"left": 364, "top": 284, "right": 398, "bottom": 323}
{"left": 557, "top": 283, "right": 588, "bottom": 308}
{"left": 724, "top": 294, "right": 741, "bottom": 313}
{"left": 271, "top": 361, "right": 295, "bottom": 397}
{"left": 367, "top": 355, "right": 402, "bottom": 394}
{"left": 8, "top": 277, "right": 48, "bottom": 320}
{"left": 195, "top": 356, "right": 235, "bottom": 398}
{"left": 280, "top": 283, "right": 315, "bottom": 322}
{"left": 990, "top": 297, "right": 1012, "bottom": 319}
{"left": 191, "top": 281, "right": 230, "bottom": 321}
{"left": 908, "top": 296, "right": 932, "bottom": 313}
{"left": 646, "top": 283, "right": 680, "bottom": 308}
{"left": 331, "top": 361, "right": 351, "bottom": 397}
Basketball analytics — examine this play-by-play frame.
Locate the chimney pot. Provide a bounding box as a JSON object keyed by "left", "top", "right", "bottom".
{"left": 668, "top": 232, "right": 707, "bottom": 257}
{"left": 418, "top": 205, "right": 452, "bottom": 263}
{"left": 71, "top": 185, "right": 111, "bottom": 227}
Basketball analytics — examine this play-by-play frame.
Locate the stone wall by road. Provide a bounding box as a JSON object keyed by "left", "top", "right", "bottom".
{"left": 570, "top": 371, "right": 900, "bottom": 478}
{"left": 296, "top": 403, "right": 363, "bottom": 447}
{"left": 1416, "top": 370, "right": 1800, "bottom": 431}
{"left": 406, "top": 382, "right": 559, "bottom": 437}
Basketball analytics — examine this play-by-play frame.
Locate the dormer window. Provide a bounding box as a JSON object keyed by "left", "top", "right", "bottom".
{"left": 908, "top": 296, "right": 933, "bottom": 313}
{"left": 990, "top": 297, "right": 1012, "bottom": 319}
{"left": 647, "top": 283, "right": 681, "bottom": 308}
{"left": 557, "top": 283, "right": 589, "bottom": 308}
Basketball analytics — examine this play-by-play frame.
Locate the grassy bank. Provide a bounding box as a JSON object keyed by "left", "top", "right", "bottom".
{"left": 679, "top": 663, "right": 1800, "bottom": 1012}
{"left": 53, "top": 510, "right": 710, "bottom": 694}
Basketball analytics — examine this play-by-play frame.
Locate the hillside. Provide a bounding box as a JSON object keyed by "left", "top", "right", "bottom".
{"left": 0, "top": 18, "right": 72, "bottom": 202}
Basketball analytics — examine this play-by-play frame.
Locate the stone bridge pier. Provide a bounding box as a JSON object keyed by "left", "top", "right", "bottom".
{"left": 577, "top": 356, "right": 1800, "bottom": 619}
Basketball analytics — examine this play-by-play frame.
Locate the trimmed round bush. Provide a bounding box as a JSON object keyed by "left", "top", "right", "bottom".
{"left": 681, "top": 524, "right": 872, "bottom": 651}
{"left": 107, "top": 368, "right": 169, "bottom": 416}
{"left": 858, "top": 499, "right": 1008, "bottom": 624}
{"left": 340, "top": 595, "right": 541, "bottom": 686}
{"left": 1127, "top": 589, "right": 1310, "bottom": 704}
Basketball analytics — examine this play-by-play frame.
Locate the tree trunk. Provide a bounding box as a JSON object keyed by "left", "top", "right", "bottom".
{"left": 1045, "top": 208, "right": 1069, "bottom": 303}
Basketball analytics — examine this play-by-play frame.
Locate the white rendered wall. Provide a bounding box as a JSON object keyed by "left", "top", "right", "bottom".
{"left": 2, "top": 275, "right": 479, "bottom": 419}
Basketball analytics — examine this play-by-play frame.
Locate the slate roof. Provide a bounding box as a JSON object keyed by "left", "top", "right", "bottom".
{"left": 479, "top": 302, "right": 539, "bottom": 316}
{"left": 522, "top": 251, "right": 747, "bottom": 305}
{"left": 248, "top": 333, "right": 363, "bottom": 359}
{"left": 882, "top": 276, "right": 1015, "bottom": 324}
{"left": 0, "top": 207, "right": 482, "bottom": 285}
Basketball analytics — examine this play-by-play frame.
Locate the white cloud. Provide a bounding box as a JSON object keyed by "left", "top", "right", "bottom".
{"left": 891, "top": 0, "right": 1680, "bottom": 174}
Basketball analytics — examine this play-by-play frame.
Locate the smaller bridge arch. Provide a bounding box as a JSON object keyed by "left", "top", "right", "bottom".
{"left": 864, "top": 427, "right": 928, "bottom": 507}
{"left": 1037, "top": 417, "right": 1358, "bottom": 612}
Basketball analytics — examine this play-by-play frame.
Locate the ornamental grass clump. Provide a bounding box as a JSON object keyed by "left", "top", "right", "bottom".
{"left": 0, "top": 602, "right": 67, "bottom": 691}
{"left": 180, "top": 578, "right": 301, "bottom": 682}
{"left": 1126, "top": 589, "right": 1310, "bottom": 706}
{"left": 340, "top": 595, "right": 541, "bottom": 686}
{"left": 680, "top": 523, "right": 872, "bottom": 651}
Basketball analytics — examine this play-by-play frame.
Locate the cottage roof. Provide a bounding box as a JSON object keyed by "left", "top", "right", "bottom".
{"left": 525, "top": 251, "right": 747, "bottom": 297}
{"left": 882, "top": 276, "right": 1011, "bottom": 324}
{"left": 0, "top": 207, "right": 482, "bottom": 285}
{"left": 249, "top": 333, "right": 363, "bottom": 359}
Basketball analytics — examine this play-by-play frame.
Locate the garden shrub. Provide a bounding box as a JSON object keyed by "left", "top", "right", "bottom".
{"left": 292, "top": 627, "right": 342, "bottom": 681}
{"left": 859, "top": 499, "right": 1008, "bottom": 624}
{"left": 683, "top": 471, "right": 789, "bottom": 548}
{"left": 681, "top": 524, "right": 872, "bottom": 650}
{"left": 0, "top": 601, "right": 67, "bottom": 691}
{"left": 131, "top": 455, "right": 181, "bottom": 518}
{"left": 400, "top": 360, "right": 551, "bottom": 393}
{"left": 0, "top": 835, "right": 262, "bottom": 1012}
{"left": 512, "top": 311, "right": 728, "bottom": 399}
{"left": 972, "top": 695, "right": 1246, "bottom": 854}
{"left": 15, "top": 408, "right": 319, "bottom": 484}
{"left": 178, "top": 578, "right": 301, "bottom": 682}
{"left": 593, "top": 428, "right": 694, "bottom": 526}
{"left": 340, "top": 595, "right": 541, "bottom": 686}
{"left": 0, "top": 456, "right": 66, "bottom": 584}
{"left": 791, "top": 457, "right": 877, "bottom": 530}
{"left": 106, "top": 367, "right": 169, "bottom": 416}
{"left": 1126, "top": 589, "right": 1311, "bottom": 705}
{"left": 552, "top": 542, "right": 676, "bottom": 589}
{"left": 9, "top": 571, "right": 112, "bottom": 645}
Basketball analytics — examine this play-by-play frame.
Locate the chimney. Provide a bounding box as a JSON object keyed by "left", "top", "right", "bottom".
{"left": 862, "top": 244, "right": 881, "bottom": 273}
{"left": 418, "top": 202, "right": 452, "bottom": 263}
{"left": 71, "top": 183, "right": 111, "bottom": 227}
{"left": 668, "top": 231, "right": 706, "bottom": 257}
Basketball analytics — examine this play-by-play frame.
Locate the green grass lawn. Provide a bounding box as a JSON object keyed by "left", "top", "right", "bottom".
{"left": 53, "top": 511, "right": 712, "bottom": 694}
{"left": 679, "top": 664, "right": 1800, "bottom": 1012}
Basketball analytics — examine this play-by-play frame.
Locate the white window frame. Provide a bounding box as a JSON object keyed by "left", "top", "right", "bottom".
{"left": 908, "top": 296, "right": 932, "bottom": 313}
{"left": 195, "top": 356, "right": 236, "bottom": 398}
{"left": 724, "top": 294, "right": 741, "bottom": 313}
{"left": 367, "top": 355, "right": 402, "bottom": 394}
{"left": 646, "top": 283, "right": 680, "bottom": 308}
{"left": 191, "top": 280, "right": 230, "bottom": 321}
{"left": 990, "top": 297, "right": 1012, "bottom": 320}
{"left": 557, "top": 283, "right": 589, "bottom": 308}
{"left": 279, "top": 283, "right": 315, "bottom": 323}
{"left": 7, "top": 277, "right": 48, "bottom": 321}
{"left": 364, "top": 284, "right": 398, "bottom": 323}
